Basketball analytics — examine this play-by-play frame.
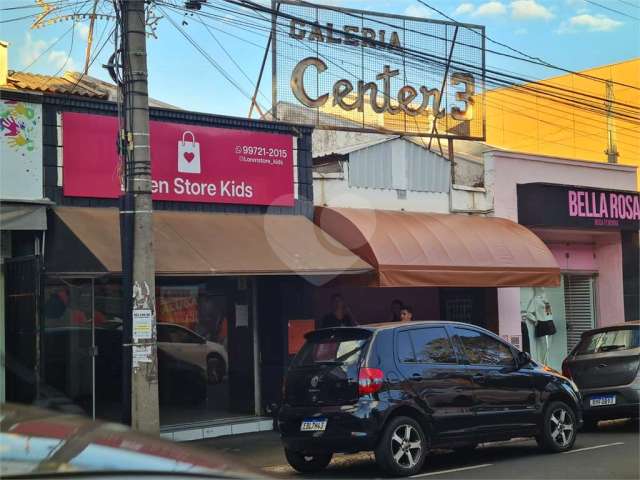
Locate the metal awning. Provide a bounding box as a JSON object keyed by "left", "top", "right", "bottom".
{"left": 46, "top": 207, "right": 372, "bottom": 276}
{"left": 314, "top": 207, "right": 560, "bottom": 287}
{"left": 0, "top": 202, "right": 50, "bottom": 230}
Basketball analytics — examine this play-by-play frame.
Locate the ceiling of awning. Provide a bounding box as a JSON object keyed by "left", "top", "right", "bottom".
{"left": 314, "top": 207, "right": 560, "bottom": 288}
{"left": 47, "top": 207, "right": 372, "bottom": 276}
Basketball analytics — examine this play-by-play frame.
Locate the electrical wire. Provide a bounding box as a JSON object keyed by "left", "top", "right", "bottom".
{"left": 200, "top": 0, "right": 640, "bottom": 117}
{"left": 583, "top": 0, "right": 640, "bottom": 20}
{"left": 413, "top": 0, "right": 640, "bottom": 91}
{"left": 184, "top": 1, "right": 640, "bottom": 124}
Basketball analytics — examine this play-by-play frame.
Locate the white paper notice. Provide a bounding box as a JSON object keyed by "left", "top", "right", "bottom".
{"left": 235, "top": 304, "right": 249, "bottom": 327}
{"left": 132, "top": 346, "right": 152, "bottom": 367}
{"left": 132, "top": 309, "right": 153, "bottom": 342}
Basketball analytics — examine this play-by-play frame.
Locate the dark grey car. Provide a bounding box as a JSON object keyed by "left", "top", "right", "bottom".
{"left": 562, "top": 321, "right": 640, "bottom": 429}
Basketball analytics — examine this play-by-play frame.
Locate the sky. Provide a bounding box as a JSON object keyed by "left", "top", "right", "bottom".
{"left": 2, "top": 0, "right": 639, "bottom": 117}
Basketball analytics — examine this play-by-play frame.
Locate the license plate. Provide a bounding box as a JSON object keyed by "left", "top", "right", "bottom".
{"left": 590, "top": 395, "right": 616, "bottom": 407}
{"left": 300, "top": 418, "right": 328, "bottom": 432}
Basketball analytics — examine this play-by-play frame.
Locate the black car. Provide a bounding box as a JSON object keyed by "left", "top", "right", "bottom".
{"left": 562, "top": 321, "right": 640, "bottom": 429}
{"left": 279, "top": 321, "right": 583, "bottom": 476}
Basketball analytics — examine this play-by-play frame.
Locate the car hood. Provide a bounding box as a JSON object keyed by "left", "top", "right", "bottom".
{"left": 0, "top": 403, "right": 262, "bottom": 479}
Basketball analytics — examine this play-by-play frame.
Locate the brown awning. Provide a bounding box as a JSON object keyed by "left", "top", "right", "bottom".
{"left": 314, "top": 207, "right": 560, "bottom": 287}
{"left": 47, "top": 207, "right": 372, "bottom": 276}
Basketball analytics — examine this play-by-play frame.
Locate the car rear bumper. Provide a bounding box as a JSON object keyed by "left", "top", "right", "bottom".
{"left": 580, "top": 384, "right": 640, "bottom": 420}
{"left": 278, "top": 400, "right": 384, "bottom": 454}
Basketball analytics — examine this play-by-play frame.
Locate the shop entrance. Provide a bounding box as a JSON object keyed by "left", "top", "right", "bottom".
{"left": 564, "top": 274, "right": 597, "bottom": 352}
{"left": 42, "top": 277, "right": 123, "bottom": 421}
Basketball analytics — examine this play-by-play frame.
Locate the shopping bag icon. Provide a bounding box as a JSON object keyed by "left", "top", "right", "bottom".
{"left": 178, "top": 131, "right": 201, "bottom": 174}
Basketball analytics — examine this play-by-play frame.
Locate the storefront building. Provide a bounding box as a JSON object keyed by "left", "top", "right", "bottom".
{"left": 1, "top": 82, "right": 373, "bottom": 439}
{"left": 308, "top": 134, "right": 560, "bottom": 346}
{"left": 487, "top": 150, "right": 639, "bottom": 370}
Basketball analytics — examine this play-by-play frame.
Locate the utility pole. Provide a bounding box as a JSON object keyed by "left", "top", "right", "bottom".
{"left": 120, "top": 0, "right": 159, "bottom": 433}
{"left": 605, "top": 80, "right": 619, "bottom": 164}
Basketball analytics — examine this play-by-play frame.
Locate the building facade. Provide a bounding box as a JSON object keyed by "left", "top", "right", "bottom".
{"left": 486, "top": 150, "right": 639, "bottom": 370}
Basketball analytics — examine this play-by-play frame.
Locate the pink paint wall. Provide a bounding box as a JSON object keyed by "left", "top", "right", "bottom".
{"left": 547, "top": 243, "right": 597, "bottom": 271}
{"left": 595, "top": 235, "right": 625, "bottom": 326}
{"left": 488, "top": 152, "right": 637, "bottom": 334}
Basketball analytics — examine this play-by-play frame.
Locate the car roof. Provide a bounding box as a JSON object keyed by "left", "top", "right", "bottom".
{"left": 319, "top": 320, "right": 487, "bottom": 332}
{"left": 584, "top": 320, "right": 640, "bottom": 335}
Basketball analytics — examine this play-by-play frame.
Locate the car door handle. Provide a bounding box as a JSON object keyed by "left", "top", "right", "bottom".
{"left": 411, "top": 374, "right": 423, "bottom": 381}
{"left": 472, "top": 373, "right": 487, "bottom": 382}
{"left": 598, "top": 363, "right": 608, "bottom": 368}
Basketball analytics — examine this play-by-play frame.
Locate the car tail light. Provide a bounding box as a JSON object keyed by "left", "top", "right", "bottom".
{"left": 358, "top": 368, "right": 384, "bottom": 396}
{"left": 562, "top": 361, "right": 572, "bottom": 379}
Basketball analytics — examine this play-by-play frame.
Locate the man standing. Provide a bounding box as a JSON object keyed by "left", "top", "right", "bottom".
{"left": 319, "top": 294, "right": 357, "bottom": 329}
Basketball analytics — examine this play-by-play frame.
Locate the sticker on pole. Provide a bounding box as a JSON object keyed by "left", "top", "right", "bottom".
{"left": 133, "top": 345, "right": 152, "bottom": 367}
{"left": 132, "top": 308, "right": 153, "bottom": 342}
{"left": 178, "top": 130, "right": 201, "bottom": 174}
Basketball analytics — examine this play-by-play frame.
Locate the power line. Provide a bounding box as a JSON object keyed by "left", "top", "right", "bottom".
{"left": 169, "top": 0, "right": 640, "bottom": 125}
{"left": 208, "top": 0, "right": 640, "bottom": 115}
{"left": 158, "top": 6, "right": 269, "bottom": 113}
{"left": 413, "top": 0, "right": 640, "bottom": 90}
{"left": 584, "top": 0, "right": 640, "bottom": 20}
{"left": 614, "top": 0, "right": 640, "bottom": 9}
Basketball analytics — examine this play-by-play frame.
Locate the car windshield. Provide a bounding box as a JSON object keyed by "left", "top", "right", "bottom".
{"left": 575, "top": 328, "right": 640, "bottom": 355}
{"left": 292, "top": 331, "right": 370, "bottom": 368}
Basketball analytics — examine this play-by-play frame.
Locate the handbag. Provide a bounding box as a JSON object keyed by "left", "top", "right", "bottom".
{"left": 535, "top": 319, "right": 557, "bottom": 337}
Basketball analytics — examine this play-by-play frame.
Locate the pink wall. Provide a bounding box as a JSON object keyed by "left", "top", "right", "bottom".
{"left": 547, "top": 243, "right": 597, "bottom": 271}
{"left": 488, "top": 152, "right": 637, "bottom": 334}
{"left": 595, "top": 235, "right": 625, "bottom": 326}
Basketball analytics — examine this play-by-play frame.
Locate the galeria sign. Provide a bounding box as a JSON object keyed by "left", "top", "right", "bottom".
{"left": 62, "top": 113, "right": 294, "bottom": 206}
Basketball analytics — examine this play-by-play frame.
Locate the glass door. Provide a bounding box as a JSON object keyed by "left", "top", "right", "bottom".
{"left": 42, "top": 278, "right": 96, "bottom": 417}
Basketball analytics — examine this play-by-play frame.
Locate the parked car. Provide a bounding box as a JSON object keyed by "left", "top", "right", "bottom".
{"left": 0, "top": 402, "right": 263, "bottom": 479}
{"left": 562, "top": 321, "right": 640, "bottom": 429}
{"left": 157, "top": 323, "right": 228, "bottom": 384}
{"left": 279, "top": 321, "right": 583, "bottom": 477}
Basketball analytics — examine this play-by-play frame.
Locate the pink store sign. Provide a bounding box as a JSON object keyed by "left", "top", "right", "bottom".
{"left": 62, "top": 112, "right": 294, "bottom": 206}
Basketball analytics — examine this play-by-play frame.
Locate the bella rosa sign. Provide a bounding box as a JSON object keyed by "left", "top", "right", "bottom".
{"left": 62, "top": 113, "right": 294, "bottom": 206}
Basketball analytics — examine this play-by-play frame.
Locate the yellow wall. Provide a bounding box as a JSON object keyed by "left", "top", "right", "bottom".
{"left": 485, "top": 58, "right": 640, "bottom": 187}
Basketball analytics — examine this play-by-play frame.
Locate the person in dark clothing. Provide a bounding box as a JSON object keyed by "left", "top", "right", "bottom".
{"left": 319, "top": 294, "right": 357, "bottom": 329}
{"left": 390, "top": 299, "right": 404, "bottom": 322}
{"left": 400, "top": 305, "right": 414, "bottom": 322}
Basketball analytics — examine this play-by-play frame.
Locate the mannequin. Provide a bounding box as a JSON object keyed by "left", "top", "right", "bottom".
{"left": 524, "top": 287, "right": 555, "bottom": 364}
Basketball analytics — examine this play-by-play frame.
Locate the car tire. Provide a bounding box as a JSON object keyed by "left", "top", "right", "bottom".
{"left": 284, "top": 448, "right": 332, "bottom": 473}
{"left": 375, "top": 416, "right": 427, "bottom": 477}
{"left": 536, "top": 401, "right": 578, "bottom": 453}
{"left": 207, "top": 355, "right": 226, "bottom": 384}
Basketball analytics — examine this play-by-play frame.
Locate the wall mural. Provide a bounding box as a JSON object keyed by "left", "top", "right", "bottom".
{"left": 0, "top": 100, "right": 43, "bottom": 200}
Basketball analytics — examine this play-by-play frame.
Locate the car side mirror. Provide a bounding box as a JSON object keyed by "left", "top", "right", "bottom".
{"left": 517, "top": 351, "right": 531, "bottom": 368}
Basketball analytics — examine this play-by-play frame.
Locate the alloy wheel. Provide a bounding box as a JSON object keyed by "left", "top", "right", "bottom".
{"left": 549, "top": 407, "right": 575, "bottom": 448}
{"left": 390, "top": 424, "right": 423, "bottom": 469}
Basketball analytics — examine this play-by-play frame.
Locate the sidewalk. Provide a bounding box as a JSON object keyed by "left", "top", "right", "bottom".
{"left": 190, "top": 431, "right": 286, "bottom": 470}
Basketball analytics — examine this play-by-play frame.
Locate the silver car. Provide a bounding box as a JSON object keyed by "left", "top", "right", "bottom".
{"left": 562, "top": 321, "right": 640, "bottom": 429}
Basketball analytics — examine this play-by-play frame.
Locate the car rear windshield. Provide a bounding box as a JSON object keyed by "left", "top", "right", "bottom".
{"left": 576, "top": 328, "right": 640, "bottom": 355}
{"left": 292, "top": 330, "right": 371, "bottom": 368}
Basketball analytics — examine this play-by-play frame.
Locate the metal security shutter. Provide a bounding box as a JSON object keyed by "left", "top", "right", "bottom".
{"left": 564, "top": 274, "right": 596, "bottom": 352}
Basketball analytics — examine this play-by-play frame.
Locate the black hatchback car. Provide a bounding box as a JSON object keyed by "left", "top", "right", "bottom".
{"left": 279, "top": 322, "right": 583, "bottom": 476}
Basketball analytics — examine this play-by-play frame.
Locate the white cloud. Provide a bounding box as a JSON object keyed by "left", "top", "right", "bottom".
{"left": 19, "top": 33, "right": 48, "bottom": 67}
{"left": 48, "top": 50, "right": 77, "bottom": 71}
{"left": 510, "top": 0, "right": 554, "bottom": 20}
{"left": 454, "top": 3, "right": 476, "bottom": 15}
{"left": 17, "top": 33, "right": 77, "bottom": 73}
{"left": 558, "top": 13, "right": 623, "bottom": 33}
{"left": 78, "top": 23, "right": 91, "bottom": 41}
{"left": 404, "top": 4, "right": 432, "bottom": 18}
{"left": 473, "top": 1, "right": 507, "bottom": 17}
